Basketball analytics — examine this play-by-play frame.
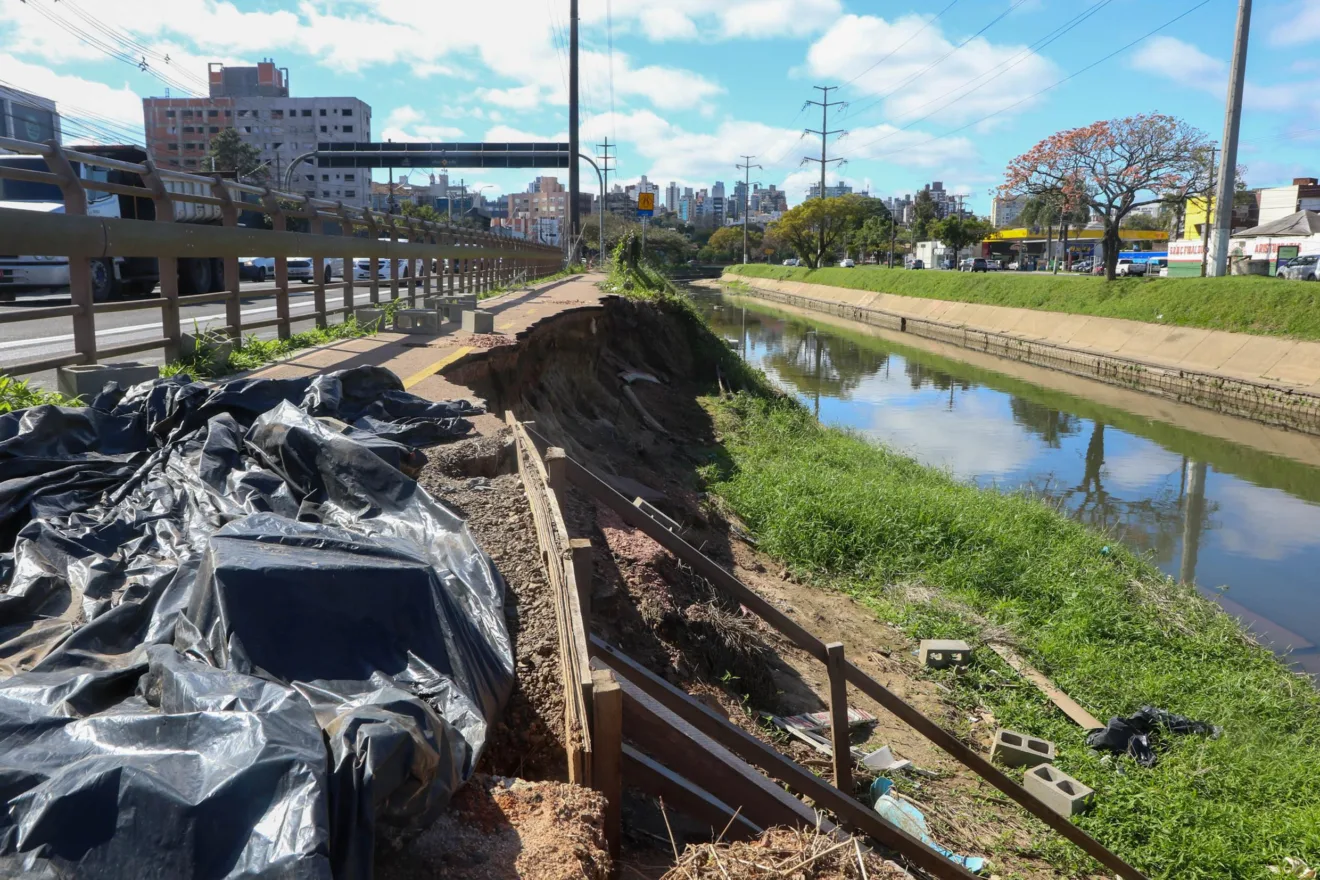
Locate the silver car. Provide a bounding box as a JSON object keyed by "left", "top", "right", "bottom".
{"left": 1279, "top": 254, "right": 1318, "bottom": 281}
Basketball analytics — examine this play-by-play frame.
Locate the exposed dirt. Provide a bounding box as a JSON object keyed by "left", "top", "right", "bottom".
{"left": 416, "top": 431, "right": 566, "bottom": 779}
{"left": 375, "top": 775, "right": 609, "bottom": 880}
{"left": 439, "top": 295, "right": 1085, "bottom": 879}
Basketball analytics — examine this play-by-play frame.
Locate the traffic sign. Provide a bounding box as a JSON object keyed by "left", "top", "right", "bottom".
{"left": 637, "top": 191, "right": 654, "bottom": 217}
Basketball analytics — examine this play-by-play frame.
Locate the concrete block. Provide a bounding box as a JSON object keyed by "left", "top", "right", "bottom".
{"left": 1023, "top": 763, "right": 1093, "bottom": 816}
{"left": 919, "top": 639, "right": 971, "bottom": 669}
{"left": 394, "top": 309, "right": 442, "bottom": 335}
{"left": 462, "top": 309, "right": 495, "bottom": 334}
{"left": 180, "top": 333, "right": 232, "bottom": 367}
{"left": 354, "top": 308, "right": 386, "bottom": 329}
{"left": 991, "top": 729, "right": 1056, "bottom": 768}
{"left": 57, "top": 362, "right": 158, "bottom": 401}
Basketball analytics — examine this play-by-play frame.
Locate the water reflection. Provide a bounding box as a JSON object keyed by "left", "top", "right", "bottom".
{"left": 701, "top": 295, "right": 1320, "bottom": 673}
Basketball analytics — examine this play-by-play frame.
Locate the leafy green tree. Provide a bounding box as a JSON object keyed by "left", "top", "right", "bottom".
{"left": 206, "top": 127, "right": 266, "bottom": 182}
{"left": 1122, "top": 213, "right": 1164, "bottom": 231}
{"left": 850, "top": 216, "right": 891, "bottom": 263}
{"left": 775, "top": 195, "right": 870, "bottom": 268}
{"left": 911, "top": 189, "right": 937, "bottom": 240}
{"left": 930, "top": 215, "right": 994, "bottom": 264}
{"left": 705, "top": 225, "right": 762, "bottom": 262}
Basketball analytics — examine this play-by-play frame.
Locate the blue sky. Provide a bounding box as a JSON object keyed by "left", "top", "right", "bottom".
{"left": 2, "top": 0, "right": 1317, "bottom": 214}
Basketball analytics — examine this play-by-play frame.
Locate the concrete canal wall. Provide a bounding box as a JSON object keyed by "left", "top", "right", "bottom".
{"left": 720, "top": 273, "right": 1320, "bottom": 435}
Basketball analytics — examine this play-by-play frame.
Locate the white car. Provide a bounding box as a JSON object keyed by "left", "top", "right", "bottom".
{"left": 1278, "top": 255, "right": 1318, "bottom": 281}
{"left": 782, "top": 258, "right": 800, "bottom": 267}
{"left": 239, "top": 257, "right": 323, "bottom": 283}
{"left": 1115, "top": 258, "right": 1146, "bottom": 277}
{"left": 839, "top": 258, "right": 856, "bottom": 268}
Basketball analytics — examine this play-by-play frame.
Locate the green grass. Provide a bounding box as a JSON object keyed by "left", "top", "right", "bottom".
{"left": 727, "top": 264, "right": 1320, "bottom": 342}
{"left": 0, "top": 374, "right": 81, "bottom": 411}
{"left": 701, "top": 392, "right": 1320, "bottom": 879}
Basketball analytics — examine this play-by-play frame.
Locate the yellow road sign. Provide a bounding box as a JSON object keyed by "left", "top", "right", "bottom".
{"left": 637, "top": 192, "right": 655, "bottom": 211}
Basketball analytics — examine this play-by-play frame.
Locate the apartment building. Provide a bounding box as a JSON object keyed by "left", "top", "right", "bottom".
{"left": 141, "top": 60, "right": 372, "bottom": 208}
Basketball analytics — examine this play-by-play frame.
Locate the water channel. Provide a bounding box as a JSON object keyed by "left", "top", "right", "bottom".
{"left": 695, "top": 289, "right": 1320, "bottom": 675}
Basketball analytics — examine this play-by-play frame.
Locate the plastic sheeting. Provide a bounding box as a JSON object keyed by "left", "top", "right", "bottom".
{"left": 1085, "top": 706, "right": 1221, "bottom": 767}
{"left": 0, "top": 366, "right": 514, "bottom": 879}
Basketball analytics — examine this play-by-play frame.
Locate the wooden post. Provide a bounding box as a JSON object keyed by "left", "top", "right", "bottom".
{"left": 142, "top": 158, "right": 182, "bottom": 358}
{"left": 826, "top": 642, "right": 852, "bottom": 793}
{"left": 386, "top": 215, "right": 401, "bottom": 304}
{"left": 405, "top": 218, "right": 419, "bottom": 306}
{"left": 261, "top": 189, "right": 291, "bottom": 339}
{"left": 304, "top": 196, "right": 327, "bottom": 329}
{"left": 41, "top": 141, "right": 94, "bottom": 364}
{"left": 210, "top": 176, "right": 242, "bottom": 339}
{"left": 591, "top": 668, "right": 622, "bottom": 863}
{"left": 364, "top": 213, "right": 381, "bottom": 305}
{"left": 544, "top": 447, "right": 567, "bottom": 492}
{"left": 337, "top": 204, "right": 356, "bottom": 321}
{"left": 570, "top": 537, "right": 593, "bottom": 619}
{"left": 446, "top": 231, "right": 456, "bottom": 296}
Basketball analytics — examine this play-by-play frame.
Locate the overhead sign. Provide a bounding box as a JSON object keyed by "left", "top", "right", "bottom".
{"left": 315, "top": 142, "right": 572, "bottom": 169}
{"left": 637, "top": 191, "right": 655, "bottom": 217}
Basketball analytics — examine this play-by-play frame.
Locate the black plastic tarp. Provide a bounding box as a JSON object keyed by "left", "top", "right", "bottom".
{"left": 0, "top": 366, "right": 513, "bottom": 879}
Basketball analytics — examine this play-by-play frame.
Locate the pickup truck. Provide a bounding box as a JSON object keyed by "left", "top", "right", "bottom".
{"left": 0, "top": 145, "right": 233, "bottom": 302}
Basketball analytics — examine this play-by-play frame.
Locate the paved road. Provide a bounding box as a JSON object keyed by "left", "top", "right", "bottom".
{"left": 0, "top": 282, "right": 412, "bottom": 390}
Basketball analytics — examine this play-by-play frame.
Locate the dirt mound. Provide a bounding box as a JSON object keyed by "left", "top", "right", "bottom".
{"left": 375, "top": 775, "right": 609, "bottom": 880}
{"left": 665, "top": 827, "right": 910, "bottom": 879}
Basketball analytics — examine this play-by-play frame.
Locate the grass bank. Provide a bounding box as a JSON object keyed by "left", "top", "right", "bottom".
{"left": 726, "top": 264, "right": 1320, "bottom": 341}
{"left": 701, "top": 391, "right": 1320, "bottom": 878}
{"left": 478, "top": 264, "right": 585, "bottom": 300}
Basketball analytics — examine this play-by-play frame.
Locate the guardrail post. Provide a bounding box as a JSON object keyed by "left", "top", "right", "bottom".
{"left": 405, "top": 218, "right": 420, "bottom": 306}
{"left": 141, "top": 158, "right": 182, "bottom": 361}
{"left": 446, "top": 231, "right": 456, "bottom": 296}
{"left": 210, "top": 176, "right": 243, "bottom": 340}
{"left": 303, "top": 196, "right": 327, "bottom": 330}
{"left": 41, "top": 141, "right": 96, "bottom": 365}
{"left": 337, "top": 203, "right": 356, "bottom": 321}
{"left": 385, "top": 215, "right": 401, "bottom": 304}
{"left": 261, "top": 189, "right": 291, "bottom": 340}
{"left": 363, "top": 213, "right": 380, "bottom": 305}
{"left": 422, "top": 228, "right": 434, "bottom": 298}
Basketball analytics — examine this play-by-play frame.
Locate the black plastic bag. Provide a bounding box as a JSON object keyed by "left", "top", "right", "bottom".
{"left": 0, "top": 368, "right": 509, "bottom": 879}
{"left": 1086, "top": 705, "right": 1221, "bottom": 767}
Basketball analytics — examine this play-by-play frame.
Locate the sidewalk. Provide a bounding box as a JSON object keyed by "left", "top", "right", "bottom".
{"left": 251, "top": 274, "right": 606, "bottom": 426}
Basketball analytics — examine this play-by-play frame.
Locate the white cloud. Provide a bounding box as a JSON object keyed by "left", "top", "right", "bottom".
{"left": 1130, "top": 36, "right": 1308, "bottom": 114}
{"left": 476, "top": 86, "right": 545, "bottom": 111}
{"left": 1270, "top": 0, "right": 1320, "bottom": 45}
{"left": 379, "top": 106, "right": 463, "bottom": 142}
{"left": 639, "top": 7, "right": 699, "bottom": 40}
{"left": 580, "top": 0, "right": 842, "bottom": 40}
{"left": 0, "top": 54, "right": 143, "bottom": 142}
{"left": 484, "top": 125, "right": 566, "bottom": 143}
{"left": 806, "top": 13, "right": 1060, "bottom": 127}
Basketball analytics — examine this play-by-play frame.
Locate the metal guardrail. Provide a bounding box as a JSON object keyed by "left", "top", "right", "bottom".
{"left": 0, "top": 136, "right": 564, "bottom": 375}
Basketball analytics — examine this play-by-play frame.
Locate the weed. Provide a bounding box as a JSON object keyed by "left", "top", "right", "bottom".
{"left": 728, "top": 264, "right": 1320, "bottom": 342}
{"left": 0, "top": 375, "right": 80, "bottom": 412}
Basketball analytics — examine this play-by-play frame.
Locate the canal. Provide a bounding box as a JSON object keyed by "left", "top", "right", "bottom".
{"left": 697, "top": 290, "right": 1320, "bottom": 675}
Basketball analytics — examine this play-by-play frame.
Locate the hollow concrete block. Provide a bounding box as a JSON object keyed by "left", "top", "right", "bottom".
{"left": 1024, "top": 763, "right": 1093, "bottom": 816}
{"left": 462, "top": 309, "right": 495, "bottom": 334}
{"left": 918, "top": 639, "right": 971, "bottom": 669}
{"left": 354, "top": 308, "right": 386, "bottom": 329}
{"left": 394, "top": 309, "right": 442, "bottom": 335}
{"left": 57, "top": 362, "right": 158, "bottom": 401}
{"left": 991, "top": 729, "right": 1056, "bottom": 768}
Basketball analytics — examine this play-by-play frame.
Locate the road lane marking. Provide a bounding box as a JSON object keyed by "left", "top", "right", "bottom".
{"left": 402, "top": 346, "right": 474, "bottom": 389}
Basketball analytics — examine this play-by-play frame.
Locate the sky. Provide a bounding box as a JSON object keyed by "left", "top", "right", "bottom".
{"left": 1, "top": 0, "right": 1317, "bottom": 214}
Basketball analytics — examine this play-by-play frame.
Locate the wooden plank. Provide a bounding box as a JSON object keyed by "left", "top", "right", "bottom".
{"left": 603, "top": 659, "right": 822, "bottom": 833}
{"left": 988, "top": 643, "right": 1103, "bottom": 730}
{"left": 592, "top": 669, "right": 623, "bottom": 862}
{"left": 843, "top": 660, "right": 1146, "bottom": 880}
{"left": 622, "top": 745, "right": 762, "bottom": 842}
{"left": 570, "top": 537, "right": 593, "bottom": 618}
{"left": 590, "top": 637, "right": 977, "bottom": 880}
{"left": 825, "top": 642, "right": 853, "bottom": 794}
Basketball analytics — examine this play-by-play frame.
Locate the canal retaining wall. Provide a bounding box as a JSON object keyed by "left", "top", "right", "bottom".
{"left": 720, "top": 274, "right": 1320, "bottom": 435}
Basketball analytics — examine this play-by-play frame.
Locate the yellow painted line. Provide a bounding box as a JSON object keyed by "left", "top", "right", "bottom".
{"left": 402, "top": 345, "right": 474, "bottom": 389}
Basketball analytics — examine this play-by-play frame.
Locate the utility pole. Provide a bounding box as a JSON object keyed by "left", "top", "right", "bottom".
{"left": 737, "top": 155, "right": 761, "bottom": 264}
{"left": 803, "top": 85, "right": 846, "bottom": 266}
{"left": 596, "top": 137, "right": 615, "bottom": 222}
{"left": 889, "top": 219, "right": 897, "bottom": 268}
{"left": 1210, "top": 0, "right": 1251, "bottom": 277}
{"left": 1201, "top": 147, "right": 1218, "bottom": 278}
{"left": 568, "top": 0, "right": 581, "bottom": 264}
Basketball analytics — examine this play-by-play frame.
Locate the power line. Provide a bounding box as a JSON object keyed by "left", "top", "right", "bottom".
{"left": 54, "top": 0, "right": 210, "bottom": 92}
{"left": 842, "top": 0, "right": 1213, "bottom": 164}
{"left": 839, "top": 0, "right": 1114, "bottom": 158}
{"left": 605, "top": 0, "right": 617, "bottom": 152}
{"left": 803, "top": 85, "right": 846, "bottom": 261}
{"left": 0, "top": 80, "right": 144, "bottom": 145}
{"left": 737, "top": 154, "right": 762, "bottom": 264}
{"left": 842, "top": 0, "right": 959, "bottom": 88}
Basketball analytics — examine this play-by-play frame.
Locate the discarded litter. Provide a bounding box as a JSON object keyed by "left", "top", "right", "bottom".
{"left": 0, "top": 367, "right": 510, "bottom": 879}
{"left": 1085, "top": 706, "right": 1221, "bottom": 767}
{"left": 783, "top": 707, "right": 877, "bottom": 733}
{"left": 871, "top": 778, "right": 987, "bottom": 873}
{"left": 862, "top": 745, "right": 912, "bottom": 773}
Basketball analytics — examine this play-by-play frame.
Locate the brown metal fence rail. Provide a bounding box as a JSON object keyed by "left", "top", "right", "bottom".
{"left": 0, "top": 136, "right": 564, "bottom": 375}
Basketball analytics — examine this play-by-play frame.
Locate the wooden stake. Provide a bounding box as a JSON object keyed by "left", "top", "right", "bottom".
{"left": 825, "top": 642, "right": 852, "bottom": 793}
{"left": 592, "top": 668, "right": 623, "bottom": 863}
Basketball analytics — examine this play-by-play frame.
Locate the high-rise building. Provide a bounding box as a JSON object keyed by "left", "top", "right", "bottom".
{"left": 731, "top": 180, "right": 749, "bottom": 220}
{"left": 991, "top": 195, "right": 1028, "bottom": 228}
{"left": 0, "top": 85, "right": 62, "bottom": 148}
{"left": 807, "top": 181, "right": 853, "bottom": 199}
{"left": 142, "top": 59, "right": 371, "bottom": 208}
{"left": 664, "top": 181, "right": 679, "bottom": 212}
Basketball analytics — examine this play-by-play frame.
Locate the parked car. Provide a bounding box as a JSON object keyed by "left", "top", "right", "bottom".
{"left": 239, "top": 257, "right": 275, "bottom": 282}
{"left": 839, "top": 258, "right": 856, "bottom": 268}
{"left": 1115, "top": 258, "right": 1147, "bottom": 277}
{"left": 971, "top": 258, "right": 988, "bottom": 272}
{"left": 984, "top": 259, "right": 1002, "bottom": 271}
{"left": 783, "top": 258, "right": 800, "bottom": 267}
{"left": 1073, "top": 259, "right": 1093, "bottom": 273}
{"left": 1279, "top": 254, "right": 1319, "bottom": 281}
{"left": 909, "top": 259, "right": 925, "bottom": 270}
{"left": 1147, "top": 258, "right": 1169, "bottom": 278}
{"left": 287, "top": 258, "right": 315, "bottom": 283}
{"left": 959, "top": 258, "right": 975, "bottom": 271}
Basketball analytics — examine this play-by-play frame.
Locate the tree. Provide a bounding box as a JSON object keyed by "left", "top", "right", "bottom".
{"left": 910, "top": 189, "right": 937, "bottom": 240}
{"left": 930, "top": 215, "right": 993, "bottom": 266}
{"left": 705, "top": 225, "right": 760, "bottom": 262}
{"left": 206, "top": 128, "right": 266, "bottom": 183}
{"left": 850, "top": 216, "right": 891, "bottom": 263}
{"left": 1001, "top": 114, "right": 1212, "bottom": 279}
{"left": 1123, "top": 213, "right": 1164, "bottom": 231}
{"left": 1018, "top": 191, "right": 1088, "bottom": 270}
{"left": 774, "top": 195, "right": 870, "bottom": 268}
